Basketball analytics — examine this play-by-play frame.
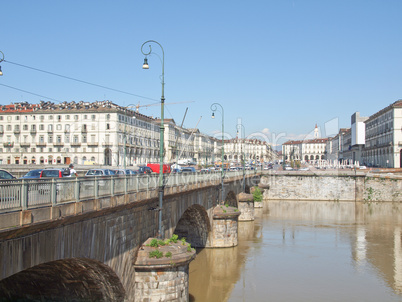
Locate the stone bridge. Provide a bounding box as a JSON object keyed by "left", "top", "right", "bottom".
{"left": 0, "top": 173, "right": 261, "bottom": 301}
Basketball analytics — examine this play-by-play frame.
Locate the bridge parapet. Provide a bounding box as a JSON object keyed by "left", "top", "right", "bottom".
{"left": 0, "top": 171, "right": 260, "bottom": 231}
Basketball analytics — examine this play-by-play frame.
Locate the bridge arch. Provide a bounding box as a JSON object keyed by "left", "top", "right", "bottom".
{"left": 174, "top": 204, "right": 210, "bottom": 248}
{"left": 0, "top": 258, "right": 125, "bottom": 301}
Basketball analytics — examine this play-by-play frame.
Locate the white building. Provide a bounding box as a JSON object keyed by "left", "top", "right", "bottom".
{"left": 282, "top": 126, "right": 327, "bottom": 163}
{"left": 0, "top": 100, "right": 224, "bottom": 168}
{"left": 362, "top": 100, "right": 402, "bottom": 168}
{"left": 0, "top": 101, "right": 160, "bottom": 167}
{"left": 224, "top": 138, "right": 276, "bottom": 164}
{"left": 351, "top": 112, "right": 368, "bottom": 164}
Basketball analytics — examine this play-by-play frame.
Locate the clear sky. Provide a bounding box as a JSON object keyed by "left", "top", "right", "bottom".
{"left": 1, "top": 1, "right": 401, "bottom": 148}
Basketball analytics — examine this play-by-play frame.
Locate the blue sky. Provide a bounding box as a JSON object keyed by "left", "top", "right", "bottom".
{"left": 1, "top": 1, "right": 401, "bottom": 148}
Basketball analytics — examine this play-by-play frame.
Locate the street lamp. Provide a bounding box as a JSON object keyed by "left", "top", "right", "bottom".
{"left": 141, "top": 40, "right": 165, "bottom": 239}
{"left": 237, "top": 123, "right": 246, "bottom": 192}
{"left": 210, "top": 103, "right": 224, "bottom": 204}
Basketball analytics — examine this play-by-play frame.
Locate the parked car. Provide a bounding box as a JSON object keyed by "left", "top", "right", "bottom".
{"left": 181, "top": 167, "right": 196, "bottom": 173}
{"left": 112, "top": 169, "right": 126, "bottom": 175}
{"left": 125, "top": 169, "right": 138, "bottom": 175}
{"left": 85, "top": 169, "right": 115, "bottom": 176}
{"left": 0, "top": 169, "right": 16, "bottom": 180}
{"left": 137, "top": 166, "right": 152, "bottom": 174}
{"left": 40, "top": 169, "right": 64, "bottom": 178}
{"left": 20, "top": 169, "right": 43, "bottom": 179}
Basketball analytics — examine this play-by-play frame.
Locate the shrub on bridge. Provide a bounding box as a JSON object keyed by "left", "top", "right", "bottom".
{"left": 147, "top": 234, "right": 194, "bottom": 259}
{"left": 253, "top": 186, "right": 263, "bottom": 202}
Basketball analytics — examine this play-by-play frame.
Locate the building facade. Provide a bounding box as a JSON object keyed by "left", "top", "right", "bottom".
{"left": 282, "top": 126, "right": 327, "bottom": 163}
{"left": 0, "top": 100, "right": 248, "bottom": 168}
{"left": 361, "top": 100, "right": 402, "bottom": 168}
{"left": 0, "top": 101, "right": 161, "bottom": 167}
{"left": 223, "top": 138, "right": 276, "bottom": 164}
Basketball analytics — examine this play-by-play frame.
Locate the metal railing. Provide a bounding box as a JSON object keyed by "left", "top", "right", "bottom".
{"left": 0, "top": 170, "right": 259, "bottom": 213}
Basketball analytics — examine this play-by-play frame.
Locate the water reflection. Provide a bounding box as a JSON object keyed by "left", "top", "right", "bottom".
{"left": 189, "top": 201, "right": 402, "bottom": 301}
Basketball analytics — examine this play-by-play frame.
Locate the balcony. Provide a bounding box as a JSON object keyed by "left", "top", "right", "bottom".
{"left": 20, "top": 142, "right": 31, "bottom": 147}
{"left": 102, "top": 142, "right": 113, "bottom": 147}
{"left": 71, "top": 142, "right": 81, "bottom": 147}
{"left": 3, "top": 142, "right": 14, "bottom": 148}
{"left": 54, "top": 142, "right": 64, "bottom": 147}
{"left": 30, "top": 129, "right": 37, "bottom": 135}
{"left": 13, "top": 129, "right": 21, "bottom": 134}
{"left": 36, "top": 142, "right": 47, "bottom": 147}
{"left": 87, "top": 142, "right": 99, "bottom": 147}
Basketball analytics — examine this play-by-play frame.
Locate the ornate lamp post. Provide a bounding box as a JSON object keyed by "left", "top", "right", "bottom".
{"left": 210, "top": 103, "right": 224, "bottom": 204}
{"left": 237, "top": 123, "right": 246, "bottom": 192}
{"left": 141, "top": 40, "right": 165, "bottom": 239}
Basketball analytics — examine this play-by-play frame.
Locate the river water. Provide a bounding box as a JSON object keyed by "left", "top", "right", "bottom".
{"left": 189, "top": 200, "right": 402, "bottom": 302}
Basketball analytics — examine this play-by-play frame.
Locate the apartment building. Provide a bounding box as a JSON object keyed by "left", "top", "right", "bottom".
{"left": 224, "top": 138, "right": 276, "bottom": 164}
{"left": 361, "top": 100, "right": 402, "bottom": 168}
{"left": 0, "top": 101, "right": 160, "bottom": 167}
{"left": 0, "top": 100, "right": 230, "bottom": 167}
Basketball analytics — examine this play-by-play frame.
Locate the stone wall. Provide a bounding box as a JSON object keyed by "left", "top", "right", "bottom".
{"left": 363, "top": 176, "right": 402, "bottom": 202}
{"left": 261, "top": 174, "right": 402, "bottom": 202}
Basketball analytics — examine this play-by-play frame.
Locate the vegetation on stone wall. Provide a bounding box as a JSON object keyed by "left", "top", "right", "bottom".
{"left": 147, "top": 234, "right": 194, "bottom": 259}
{"left": 253, "top": 186, "right": 263, "bottom": 202}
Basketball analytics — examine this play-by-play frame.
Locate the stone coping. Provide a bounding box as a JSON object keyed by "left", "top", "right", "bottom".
{"left": 213, "top": 205, "right": 241, "bottom": 219}
{"left": 237, "top": 192, "right": 254, "bottom": 202}
{"left": 134, "top": 237, "right": 196, "bottom": 269}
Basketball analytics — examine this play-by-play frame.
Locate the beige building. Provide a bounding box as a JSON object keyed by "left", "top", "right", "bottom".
{"left": 224, "top": 138, "right": 276, "bottom": 164}
{"left": 282, "top": 125, "right": 327, "bottom": 163}
{"left": 158, "top": 119, "right": 215, "bottom": 165}
{"left": 362, "top": 100, "right": 402, "bottom": 168}
{"left": 0, "top": 100, "right": 227, "bottom": 168}
{"left": 0, "top": 101, "right": 161, "bottom": 167}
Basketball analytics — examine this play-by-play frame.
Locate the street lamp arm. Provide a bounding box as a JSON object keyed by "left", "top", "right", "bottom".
{"left": 210, "top": 103, "right": 224, "bottom": 116}
{"left": 141, "top": 40, "right": 165, "bottom": 101}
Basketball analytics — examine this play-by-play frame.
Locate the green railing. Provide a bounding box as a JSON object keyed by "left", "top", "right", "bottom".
{"left": 0, "top": 170, "right": 259, "bottom": 213}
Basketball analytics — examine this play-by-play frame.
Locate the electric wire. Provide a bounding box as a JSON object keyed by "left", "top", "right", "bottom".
{"left": 1, "top": 59, "right": 186, "bottom": 121}
{"left": 0, "top": 83, "right": 62, "bottom": 103}
{"left": 3, "top": 59, "right": 159, "bottom": 102}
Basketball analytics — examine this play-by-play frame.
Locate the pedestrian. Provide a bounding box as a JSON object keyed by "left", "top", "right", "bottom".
{"left": 65, "top": 163, "right": 78, "bottom": 177}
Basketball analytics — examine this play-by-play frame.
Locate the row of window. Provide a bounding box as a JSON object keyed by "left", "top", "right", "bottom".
{"left": 365, "top": 111, "right": 393, "bottom": 129}
{"left": 0, "top": 123, "right": 110, "bottom": 132}
{"left": 0, "top": 114, "right": 106, "bottom": 122}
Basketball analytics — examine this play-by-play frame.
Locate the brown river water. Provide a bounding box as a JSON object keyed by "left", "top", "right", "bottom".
{"left": 189, "top": 200, "right": 402, "bottom": 302}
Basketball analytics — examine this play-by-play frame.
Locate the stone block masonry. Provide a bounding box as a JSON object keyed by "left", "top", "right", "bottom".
{"left": 363, "top": 176, "right": 402, "bottom": 202}
{"left": 261, "top": 173, "right": 402, "bottom": 202}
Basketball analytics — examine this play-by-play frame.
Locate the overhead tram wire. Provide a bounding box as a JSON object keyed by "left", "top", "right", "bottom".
{"left": 0, "top": 83, "right": 62, "bottom": 103}
{"left": 3, "top": 59, "right": 159, "bottom": 102}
